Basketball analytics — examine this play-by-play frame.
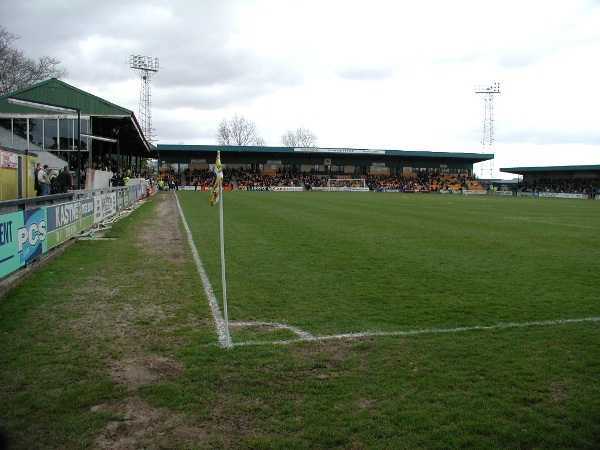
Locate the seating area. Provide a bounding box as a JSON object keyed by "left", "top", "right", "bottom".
{"left": 430, "top": 174, "right": 485, "bottom": 191}
{"left": 365, "top": 173, "right": 431, "bottom": 191}
{"left": 365, "top": 173, "right": 484, "bottom": 192}
{"left": 236, "top": 170, "right": 302, "bottom": 190}
{"left": 156, "top": 169, "right": 486, "bottom": 192}
{"left": 157, "top": 169, "right": 600, "bottom": 198}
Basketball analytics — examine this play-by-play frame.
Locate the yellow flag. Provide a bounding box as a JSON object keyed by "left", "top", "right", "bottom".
{"left": 210, "top": 151, "right": 223, "bottom": 207}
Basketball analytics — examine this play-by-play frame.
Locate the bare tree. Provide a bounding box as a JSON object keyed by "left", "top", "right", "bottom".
{"left": 281, "top": 126, "right": 318, "bottom": 147}
{"left": 0, "top": 26, "right": 68, "bottom": 95}
{"left": 216, "top": 114, "right": 266, "bottom": 146}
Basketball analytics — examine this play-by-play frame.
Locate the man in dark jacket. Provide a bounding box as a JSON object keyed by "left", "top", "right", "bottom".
{"left": 34, "top": 163, "right": 42, "bottom": 196}
{"left": 57, "top": 166, "right": 73, "bottom": 193}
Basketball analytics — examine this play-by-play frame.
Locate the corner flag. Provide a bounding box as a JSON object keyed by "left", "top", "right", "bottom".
{"left": 209, "top": 150, "right": 231, "bottom": 347}
{"left": 210, "top": 151, "right": 223, "bottom": 207}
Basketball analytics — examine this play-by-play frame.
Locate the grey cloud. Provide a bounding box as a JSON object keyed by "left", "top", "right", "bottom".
{"left": 154, "top": 113, "right": 216, "bottom": 143}
{"left": 154, "top": 49, "right": 304, "bottom": 110}
{"left": 154, "top": 67, "right": 298, "bottom": 111}
{"left": 2, "top": 0, "right": 242, "bottom": 81}
{"left": 3, "top": 0, "right": 303, "bottom": 112}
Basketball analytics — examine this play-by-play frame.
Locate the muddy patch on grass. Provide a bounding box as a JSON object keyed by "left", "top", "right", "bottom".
{"left": 91, "top": 398, "right": 204, "bottom": 450}
{"left": 108, "top": 355, "right": 184, "bottom": 390}
{"left": 136, "top": 196, "right": 186, "bottom": 261}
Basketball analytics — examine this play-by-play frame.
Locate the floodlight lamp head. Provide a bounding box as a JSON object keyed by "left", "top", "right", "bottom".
{"left": 489, "top": 82, "right": 501, "bottom": 93}
{"left": 475, "top": 82, "right": 501, "bottom": 94}
{"left": 129, "top": 54, "right": 159, "bottom": 72}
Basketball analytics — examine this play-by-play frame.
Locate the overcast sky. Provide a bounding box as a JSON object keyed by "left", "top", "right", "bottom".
{"left": 3, "top": 0, "right": 599, "bottom": 177}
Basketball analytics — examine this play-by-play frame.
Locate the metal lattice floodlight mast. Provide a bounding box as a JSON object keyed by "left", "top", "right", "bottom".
{"left": 475, "top": 82, "right": 500, "bottom": 179}
{"left": 130, "top": 54, "right": 159, "bottom": 141}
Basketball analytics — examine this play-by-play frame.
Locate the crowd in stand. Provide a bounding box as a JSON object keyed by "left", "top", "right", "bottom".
{"left": 150, "top": 168, "right": 600, "bottom": 197}
{"left": 109, "top": 167, "right": 152, "bottom": 187}
{"left": 522, "top": 178, "right": 600, "bottom": 196}
{"left": 169, "top": 169, "right": 484, "bottom": 192}
{"left": 365, "top": 173, "right": 487, "bottom": 191}
{"left": 366, "top": 174, "right": 431, "bottom": 191}
{"left": 183, "top": 168, "right": 235, "bottom": 189}
{"left": 32, "top": 155, "right": 153, "bottom": 190}
{"left": 90, "top": 157, "right": 119, "bottom": 173}
{"left": 152, "top": 167, "right": 600, "bottom": 197}
{"left": 432, "top": 174, "right": 482, "bottom": 190}
{"left": 236, "top": 170, "right": 302, "bottom": 190}
{"left": 300, "top": 174, "right": 328, "bottom": 189}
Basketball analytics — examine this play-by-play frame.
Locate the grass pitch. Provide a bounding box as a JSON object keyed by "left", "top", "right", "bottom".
{"left": 1, "top": 191, "right": 599, "bottom": 449}
{"left": 177, "top": 191, "right": 600, "bottom": 345}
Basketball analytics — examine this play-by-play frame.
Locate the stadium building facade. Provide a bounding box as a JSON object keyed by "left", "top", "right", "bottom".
{"left": 0, "top": 78, "right": 156, "bottom": 198}
{"left": 157, "top": 144, "right": 493, "bottom": 178}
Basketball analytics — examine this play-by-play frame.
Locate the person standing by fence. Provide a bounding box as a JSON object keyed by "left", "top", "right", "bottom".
{"left": 34, "top": 163, "right": 42, "bottom": 196}
{"left": 57, "top": 166, "right": 73, "bottom": 193}
{"left": 37, "top": 165, "right": 51, "bottom": 196}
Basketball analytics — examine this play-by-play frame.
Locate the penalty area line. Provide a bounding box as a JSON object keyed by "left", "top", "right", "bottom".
{"left": 230, "top": 317, "right": 600, "bottom": 347}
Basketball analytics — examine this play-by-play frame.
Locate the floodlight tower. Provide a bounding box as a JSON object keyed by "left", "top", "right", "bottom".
{"left": 475, "top": 82, "right": 500, "bottom": 179}
{"left": 130, "top": 54, "right": 159, "bottom": 141}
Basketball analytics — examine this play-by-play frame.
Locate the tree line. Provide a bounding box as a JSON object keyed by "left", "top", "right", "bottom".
{"left": 216, "top": 114, "right": 318, "bottom": 147}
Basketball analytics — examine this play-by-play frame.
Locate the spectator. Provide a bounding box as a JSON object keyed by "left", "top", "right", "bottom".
{"left": 37, "top": 164, "right": 51, "bottom": 196}
{"left": 49, "top": 169, "right": 59, "bottom": 194}
{"left": 34, "top": 163, "right": 42, "bottom": 196}
{"left": 57, "top": 166, "right": 73, "bottom": 193}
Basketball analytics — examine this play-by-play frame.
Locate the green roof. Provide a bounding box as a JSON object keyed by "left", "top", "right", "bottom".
{"left": 0, "top": 78, "right": 133, "bottom": 117}
{"left": 0, "top": 78, "right": 155, "bottom": 157}
{"left": 157, "top": 144, "right": 493, "bottom": 162}
{"left": 500, "top": 165, "right": 600, "bottom": 174}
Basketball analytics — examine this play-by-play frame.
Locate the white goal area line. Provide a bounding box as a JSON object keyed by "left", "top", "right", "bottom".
{"left": 175, "top": 193, "right": 600, "bottom": 349}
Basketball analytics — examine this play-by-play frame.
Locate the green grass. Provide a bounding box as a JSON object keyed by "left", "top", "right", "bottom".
{"left": 0, "top": 191, "right": 599, "bottom": 449}
{"left": 179, "top": 191, "right": 600, "bottom": 340}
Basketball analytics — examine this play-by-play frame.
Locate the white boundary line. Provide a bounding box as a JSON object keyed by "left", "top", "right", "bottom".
{"left": 231, "top": 321, "right": 315, "bottom": 340}
{"left": 174, "top": 193, "right": 229, "bottom": 347}
{"left": 175, "top": 193, "right": 600, "bottom": 349}
{"left": 230, "top": 317, "right": 600, "bottom": 347}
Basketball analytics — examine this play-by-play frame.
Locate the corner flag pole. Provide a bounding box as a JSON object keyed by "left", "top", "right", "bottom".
{"left": 210, "top": 151, "right": 230, "bottom": 347}
{"left": 219, "top": 179, "right": 231, "bottom": 348}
